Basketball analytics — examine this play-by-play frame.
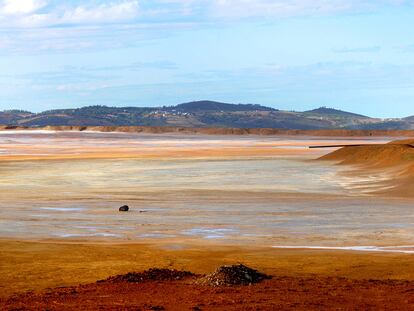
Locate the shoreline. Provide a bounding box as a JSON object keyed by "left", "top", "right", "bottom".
{"left": 272, "top": 245, "right": 414, "bottom": 254}
{"left": 3, "top": 236, "right": 414, "bottom": 253}
{"left": 1, "top": 125, "right": 414, "bottom": 137}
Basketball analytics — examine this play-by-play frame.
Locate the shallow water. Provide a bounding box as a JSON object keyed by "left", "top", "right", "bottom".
{"left": 0, "top": 131, "right": 412, "bottom": 249}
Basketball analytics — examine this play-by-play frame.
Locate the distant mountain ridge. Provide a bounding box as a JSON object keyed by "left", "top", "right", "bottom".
{"left": 305, "top": 107, "right": 368, "bottom": 118}
{"left": 173, "top": 100, "right": 276, "bottom": 112}
{"left": 0, "top": 100, "right": 413, "bottom": 130}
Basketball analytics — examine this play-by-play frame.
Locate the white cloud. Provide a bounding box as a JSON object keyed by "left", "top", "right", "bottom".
{"left": 60, "top": 1, "right": 139, "bottom": 25}
{"left": 0, "top": 0, "right": 411, "bottom": 28}
{"left": 0, "top": 0, "right": 412, "bottom": 54}
{"left": 0, "top": 0, "right": 47, "bottom": 16}
{"left": 0, "top": 0, "right": 140, "bottom": 27}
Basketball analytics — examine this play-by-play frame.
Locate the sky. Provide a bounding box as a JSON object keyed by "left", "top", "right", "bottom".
{"left": 0, "top": 1, "right": 414, "bottom": 118}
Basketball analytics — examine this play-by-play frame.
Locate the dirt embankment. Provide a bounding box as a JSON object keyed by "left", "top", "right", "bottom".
{"left": 320, "top": 139, "right": 414, "bottom": 167}
{"left": 2, "top": 124, "right": 414, "bottom": 137}
{"left": 320, "top": 139, "right": 414, "bottom": 197}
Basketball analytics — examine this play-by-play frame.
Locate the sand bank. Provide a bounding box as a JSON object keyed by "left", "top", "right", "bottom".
{"left": 320, "top": 139, "right": 414, "bottom": 197}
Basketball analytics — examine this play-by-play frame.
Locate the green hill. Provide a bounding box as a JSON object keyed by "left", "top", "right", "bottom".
{"left": 0, "top": 101, "right": 412, "bottom": 130}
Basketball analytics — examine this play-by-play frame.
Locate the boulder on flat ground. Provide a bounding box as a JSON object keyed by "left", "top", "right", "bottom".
{"left": 119, "top": 205, "right": 129, "bottom": 212}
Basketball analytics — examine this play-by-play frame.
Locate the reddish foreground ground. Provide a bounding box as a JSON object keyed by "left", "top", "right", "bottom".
{"left": 2, "top": 241, "right": 414, "bottom": 310}
{"left": 2, "top": 274, "right": 414, "bottom": 310}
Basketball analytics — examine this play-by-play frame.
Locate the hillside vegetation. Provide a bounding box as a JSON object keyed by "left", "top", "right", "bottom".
{"left": 1, "top": 101, "right": 413, "bottom": 130}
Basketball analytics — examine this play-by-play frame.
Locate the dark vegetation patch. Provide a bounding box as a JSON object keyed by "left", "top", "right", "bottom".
{"left": 101, "top": 268, "right": 196, "bottom": 283}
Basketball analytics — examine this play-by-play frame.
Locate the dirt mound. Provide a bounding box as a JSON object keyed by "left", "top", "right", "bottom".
{"left": 197, "top": 264, "right": 271, "bottom": 286}
{"left": 102, "top": 265, "right": 270, "bottom": 286}
{"left": 319, "top": 138, "right": 414, "bottom": 197}
{"left": 320, "top": 143, "right": 414, "bottom": 167}
{"left": 102, "top": 268, "right": 195, "bottom": 283}
{"left": 388, "top": 139, "right": 414, "bottom": 146}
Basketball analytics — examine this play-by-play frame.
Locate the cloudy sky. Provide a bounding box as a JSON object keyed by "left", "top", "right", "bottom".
{"left": 1, "top": 0, "right": 414, "bottom": 117}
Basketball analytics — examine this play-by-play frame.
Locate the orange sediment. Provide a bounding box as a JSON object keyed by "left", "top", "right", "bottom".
{"left": 1, "top": 239, "right": 414, "bottom": 298}
{"left": 320, "top": 139, "right": 414, "bottom": 197}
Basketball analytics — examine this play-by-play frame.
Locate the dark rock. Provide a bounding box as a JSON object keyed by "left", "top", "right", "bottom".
{"left": 119, "top": 205, "right": 129, "bottom": 212}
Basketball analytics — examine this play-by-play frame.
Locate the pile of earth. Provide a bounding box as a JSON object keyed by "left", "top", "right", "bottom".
{"left": 319, "top": 138, "right": 414, "bottom": 197}
{"left": 102, "top": 268, "right": 196, "bottom": 283}
{"left": 100, "top": 265, "right": 271, "bottom": 287}
{"left": 320, "top": 139, "right": 414, "bottom": 167}
{"left": 196, "top": 264, "right": 271, "bottom": 286}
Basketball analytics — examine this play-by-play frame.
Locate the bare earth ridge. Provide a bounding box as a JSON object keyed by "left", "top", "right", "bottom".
{"left": 2, "top": 125, "right": 414, "bottom": 137}
{"left": 320, "top": 139, "right": 414, "bottom": 197}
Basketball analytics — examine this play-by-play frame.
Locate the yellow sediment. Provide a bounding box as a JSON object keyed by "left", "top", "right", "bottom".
{"left": 1, "top": 239, "right": 414, "bottom": 297}
{"left": 0, "top": 147, "right": 313, "bottom": 162}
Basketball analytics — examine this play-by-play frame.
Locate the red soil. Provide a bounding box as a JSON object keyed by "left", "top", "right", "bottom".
{"left": 2, "top": 274, "right": 414, "bottom": 310}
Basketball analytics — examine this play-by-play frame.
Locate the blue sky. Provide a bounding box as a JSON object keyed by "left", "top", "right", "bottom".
{"left": 0, "top": 1, "right": 414, "bottom": 117}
